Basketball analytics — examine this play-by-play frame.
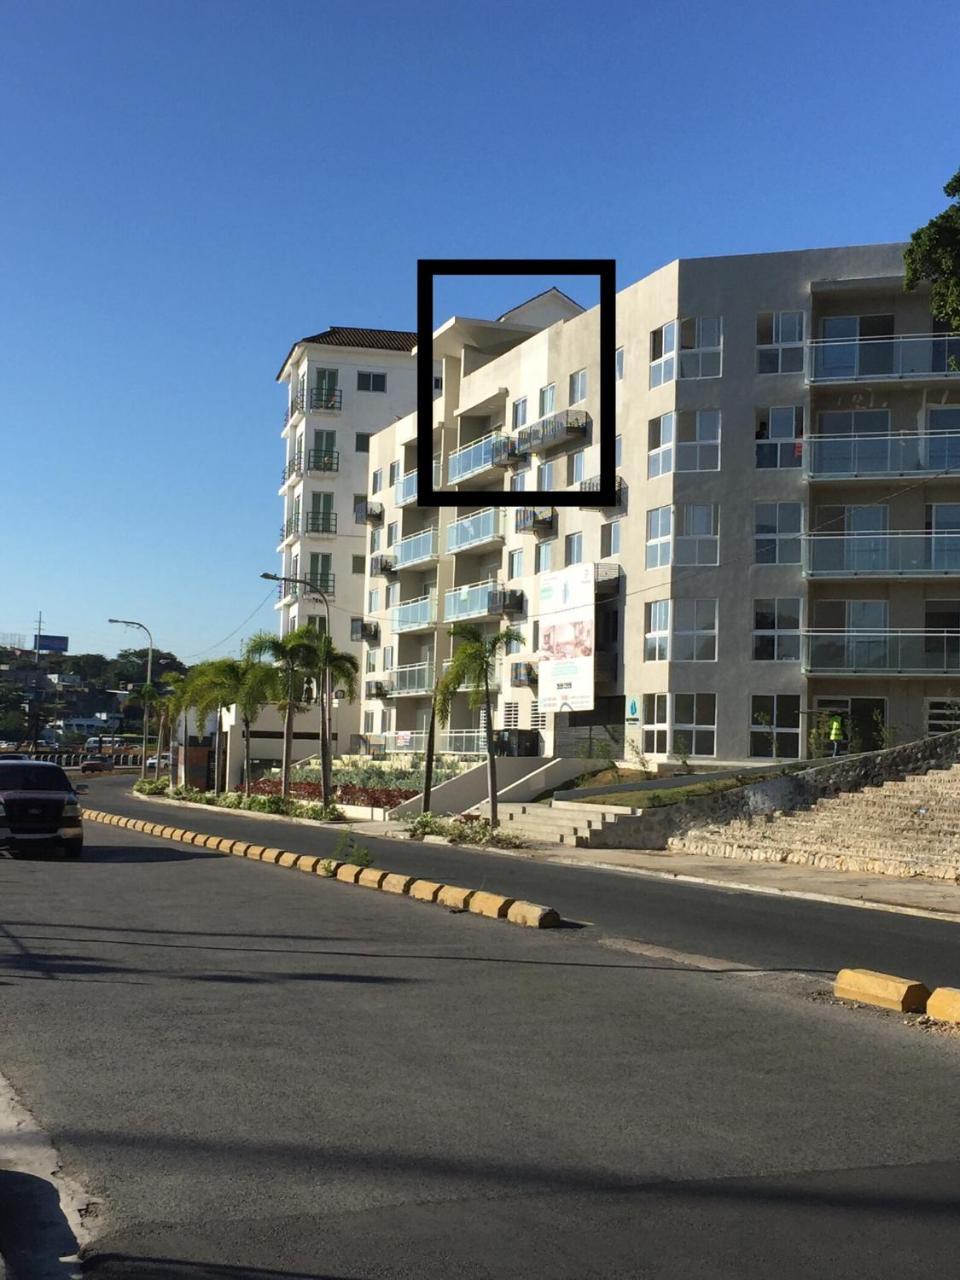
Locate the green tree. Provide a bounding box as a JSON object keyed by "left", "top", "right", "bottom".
{"left": 305, "top": 634, "right": 359, "bottom": 805}
{"left": 244, "top": 627, "right": 323, "bottom": 797}
{"left": 905, "top": 167, "right": 960, "bottom": 330}
{"left": 435, "top": 623, "right": 523, "bottom": 828}
{"left": 184, "top": 657, "right": 281, "bottom": 795}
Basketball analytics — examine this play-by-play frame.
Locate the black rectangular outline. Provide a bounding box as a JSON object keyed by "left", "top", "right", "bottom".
{"left": 417, "top": 258, "right": 616, "bottom": 508}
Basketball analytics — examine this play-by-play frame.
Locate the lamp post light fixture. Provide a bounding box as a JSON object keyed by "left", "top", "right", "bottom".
{"left": 108, "top": 617, "right": 153, "bottom": 780}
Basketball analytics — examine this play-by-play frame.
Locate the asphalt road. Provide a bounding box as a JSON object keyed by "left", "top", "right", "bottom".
{"left": 85, "top": 774, "right": 960, "bottom": 986}
{"left": 2, "top": 806, "right": 960, "bottom": 1278}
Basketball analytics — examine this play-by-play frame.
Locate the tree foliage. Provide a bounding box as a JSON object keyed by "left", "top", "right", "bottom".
{"left": 904, "top": 167, "right": 960, "bottom": 329}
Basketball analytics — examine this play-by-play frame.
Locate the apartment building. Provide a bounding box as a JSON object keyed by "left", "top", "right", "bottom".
{"left": 352, "top": 246, "right": 960, "bottom": 766}
{"left": 275, "top": 327, "right": 419, "bottom": 750}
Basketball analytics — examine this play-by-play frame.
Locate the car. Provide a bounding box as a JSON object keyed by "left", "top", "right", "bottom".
{"left": 0, "top": 752, "right": 30, "bottom": 760}
{"left": 146, "top": 752, "right": 171, "bottom": 770}
{"left": 0, "top": 759, "right": 85, "bottom": 857}
{"left": 80, "top": 755, "right": 115, "bottom": 774}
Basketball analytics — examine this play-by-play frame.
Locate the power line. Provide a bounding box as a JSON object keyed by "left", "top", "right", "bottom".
{"left": 180, "top": 587, "right": 278, "bottom": 661}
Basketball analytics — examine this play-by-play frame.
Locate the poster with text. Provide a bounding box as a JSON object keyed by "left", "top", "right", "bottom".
{"left": 538, "top": 563, "right": 595, "bottom": 712}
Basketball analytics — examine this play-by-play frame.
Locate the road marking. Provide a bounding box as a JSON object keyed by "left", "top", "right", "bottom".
{"left": 599, "top": 936, "right": 764, "bottom": 972}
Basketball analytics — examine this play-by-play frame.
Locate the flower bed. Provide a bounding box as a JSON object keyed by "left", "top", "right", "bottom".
{"left": 244, "top": 778, "right": 417, "bottom": 808}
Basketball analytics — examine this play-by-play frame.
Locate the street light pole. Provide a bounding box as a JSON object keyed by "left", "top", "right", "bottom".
{"left": 108, "top": 618, "right": 153, "bottom": 780}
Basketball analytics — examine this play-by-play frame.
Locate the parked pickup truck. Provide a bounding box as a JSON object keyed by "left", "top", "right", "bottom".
{"left": 0, "top": 760, "right": 85, "bottom": 857}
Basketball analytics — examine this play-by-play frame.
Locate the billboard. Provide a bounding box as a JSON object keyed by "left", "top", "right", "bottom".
{"left": 33, "top": 634, "right": 69, "bottom": 653}
{"left": 537, "top": 563, "right": 595, "bottom": 713}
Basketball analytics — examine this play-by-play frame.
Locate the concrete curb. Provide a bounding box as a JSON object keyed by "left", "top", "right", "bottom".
{"left": 833, "top": 967, "right": 930, "bottom": 1012}
{"left": 80, "top": 808, "right": 561, "bottom": 928}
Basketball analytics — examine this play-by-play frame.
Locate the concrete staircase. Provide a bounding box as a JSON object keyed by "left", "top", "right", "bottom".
{"left": 670, "top": 764, "right": 960, "bottom": 881}
{"left": 481, "top": 800, "right": 632, "bottom": 847}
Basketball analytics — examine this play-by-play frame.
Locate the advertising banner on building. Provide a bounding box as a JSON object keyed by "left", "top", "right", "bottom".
{"left": 538, "top": 563, "right": 595, "bottom": 712}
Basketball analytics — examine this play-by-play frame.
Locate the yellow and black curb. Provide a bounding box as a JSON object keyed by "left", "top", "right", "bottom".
{"left": 81, "top": 809, "right": 561, "bottom": 929}
{"left": 833, "top": 967, "right": 960, "bottom": 1022}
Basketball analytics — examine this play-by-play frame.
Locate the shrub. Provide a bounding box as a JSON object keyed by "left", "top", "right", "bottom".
{"left": 134, "top": 778, "right": 170, "bottom": 796}
{"left": 406, "top": 812, "right": 450, "bottom": 839}
{"left": 242, "top": 794, "right": 291, "bottom": 815}
{"left": 318, "top": 858, "right": 337, "bottom": 877}
{"left": 297, "top": 801, "right": 345, "bottom": 822}
{"left": 218, "top": 792, "right": 244, "bottom": 809}
{"left": 405, "top": 811, "right": 525, "bottom": 849}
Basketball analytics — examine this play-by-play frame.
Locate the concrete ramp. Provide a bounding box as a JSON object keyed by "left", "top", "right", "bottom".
{"left": 391, "top": 757, "right": 578, "bottom": 817}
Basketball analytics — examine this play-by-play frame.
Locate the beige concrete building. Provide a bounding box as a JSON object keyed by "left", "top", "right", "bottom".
{"left": 351, "top": 247, "right": 960, "bottom": 767}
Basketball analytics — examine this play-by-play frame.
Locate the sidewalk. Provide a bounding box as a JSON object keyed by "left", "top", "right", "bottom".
{"left": 347, "top": 817, "right": 960, "bottom": 923}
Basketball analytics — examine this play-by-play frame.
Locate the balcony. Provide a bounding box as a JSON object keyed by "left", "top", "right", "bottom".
{"left": 395, "top": 526, "right": 439, "bottom": 569}
{"left": 803, "top": 532, "right": 960, "bottom": 577}
{"left": 308, "top": 387, "right": 343, "bottom": 412}
{"left": 510, "top": 661, "right": 537, "bottom": 688}
{"left": 276, "top": 575, "right": 335, "bottom": 602}
{"left": 807, "top": 332, "right": 960, "bottom": 384}
{"left": 806, "top": 433, "right": 960, "bottom": 479}
{"left": 396, "top": 462, "right": 442, "bottom": 506}
{"left": 365, "top": 680, "right": 389, "bottom": 700}
{"left": 514, "top": 409, "right": 589, "bottom": 455}
{"left": 370, "top": 554, "right": 396, "bottom": 577}
{"left": 280, "top": 456, "right": 303, "bottom": 486}
{"left": 515, "top": 506, "right": 556, "bottom": 533}
{"left": 579, "top": 475, "right": 625, "bottom": 507}
{"left": 488, "top": 586, "right": 524, "bottom": 615}
{"left": 444, "top": 579, "right": 500, "bottom": 622}
{"left": 368, "top": 729, "right": 485, "bottom": 756}
{"left": 356, "top": 500, "right": 383, "bottom": 524}
{"left": 446, "top": 507, "right": 506, "bottom": 554}
{"left": 278, "top": 516, "right": 298, "bottom": 544}
{"left": 595, "top": 562, "right": 622, "bottom": 598}
{"left": 285, "top": 394, "right": 305, "bottom": 425}
{"left": 350, "top": 619, "right": 380, "bottom": 644}
{"left": 446, "top": 432, "right": 513, "bottom": 484}
{"left": 803, "top": 630, "right": 960, "bottom": 675}
{"left": 305, "top": 449, "right": 339, "bottom": 474}
{"left": 386, "top": 662, "right": 435, "bottom": 696}
{"left": 304, "top": 511, "right": 337, "bottom": 535}
{"left": 441, "top": 658, "right": 502, "bottom": 692}
{"left": 393, "top": 593, "right": 438, "bottom": 633}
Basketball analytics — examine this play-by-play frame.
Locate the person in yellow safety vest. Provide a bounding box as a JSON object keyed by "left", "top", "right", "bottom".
{"left": 829, "top": 714, "right": 844, "bottom": 757}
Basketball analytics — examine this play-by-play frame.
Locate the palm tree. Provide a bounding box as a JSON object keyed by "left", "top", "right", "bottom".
{"left": 154, "top": 671, "right": 189, "bottom": 781}
{"left": 305, "top": 633, "right": 359, "bottom": 805}
{"left": 434, "top": 623, "right": 522, "bottom": 828}
{"left": 244, "top": 627, "right": 321, "bottom": 797}
{"left": 185, "top": 657, "right": 282, "bottom": 795}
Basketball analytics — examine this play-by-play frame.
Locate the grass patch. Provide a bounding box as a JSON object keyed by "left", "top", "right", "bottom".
{"left": 580, "top": 774, "right": 772, "bottom": 809}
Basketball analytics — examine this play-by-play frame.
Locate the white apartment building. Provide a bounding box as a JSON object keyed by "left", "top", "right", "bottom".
{"left": 352, "top": 246, "right": 960, "bottom": 767}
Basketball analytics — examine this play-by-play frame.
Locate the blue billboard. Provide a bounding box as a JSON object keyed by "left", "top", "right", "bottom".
{"left": 34, "top": 634, "right": 69, "bottom": 653}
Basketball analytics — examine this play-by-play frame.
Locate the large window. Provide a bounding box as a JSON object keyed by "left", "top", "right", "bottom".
{"left": 756, "top": 406, "right": 803, "bottom": 468}
{"left": 818, "top": 409, "right": 890, "bottom": 436}
{"left": 753, "top": 598, "right": 801, "bottom": 660}
{"left": 512, "top": 397, "right": 528, "bottom": 429}
{"left": 569, "top": 368, "right": 588, "bottom": 404}
{"left": 678, "top": 316, "right": 722, "bottom": 379}
{"left": 756, "top": 311, "right": 804, "bottom": 374}
{"left": 672, "top": 599, "right": 717, "bottom": 661}
{"left": 539, "top": 383, "right": 556, "bottom": 416}
{"left": 357, "top": 371, "right": 387, "bottom": 392}
{"left": 508, "top": 548, "right": 524, "bottom": 579}
{"left": 564, "top": 531, "right": 583, "bottom": 566}
{"left": 750, "top": 694, "right": 801, "bottom": 758}
{"left": 648, "top": 413, "right": 674, "bottom": 478}
{"left": 388, "top": 460, "right": 400, "bottom": 486}
{"left": 567, "top": 451, "right": 585, "bottom": 485}
{"left": 355, "top": 433, "right": 370, "bottom": 452}
{"left": 673, "top": 693, "right": 717, "bottom": 756}
{"left": 677, "top": 410, "right": 721, "bottom": 471}
{"left": 646, "top": 506, "right": 672, "bottom": 568}
{"left": 644, "top": 600, "right": 670, "bottom": 661}
{"left": 536, "top": 460, "right": 555, "bottom": 489}
{"left": 755, "top": 502, "right": 802, "bottom": 564}
{"left": 601, "top": 520, "right": 622, "bottom": 558}
{"left": 649, "top": 321, "right": 677, "bottom": 388}
{"left": 675, "top": 504, "right": 719, "bottom": 566}
{"left": 535, "top": 540, "right": 554, "bottom": 574}
{"left": 642, "top": 693, "right": 669, "bottom": 753}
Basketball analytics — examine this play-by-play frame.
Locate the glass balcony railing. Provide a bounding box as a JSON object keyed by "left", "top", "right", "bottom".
{"left": 446, "top": 507, "right": 506, "bottom": 553}
{"left": 444, "top": 579, "right": 498, "bottom": 621}
{"left": 446, "top": 432, "right": 511, "bottom": 483}
{"left": 803, "top": 630, "right": 960, "bottom": 674}
{"left": 806, "top": 433, "right": 960, "bottom": 478}
{"left": 395, "top": 527, "right": 439, "bottom": 568}
{"left": 803, "top": 532, "right": 960, "bottom": 576}
{"left": 440, "top": 658, "right": 502, "bottom": 691}
{"left": 392, "top": 593, "right": 437, "bottom": 632}
{"left": 387, "top": 662, "right": 435, "bottom": 695}
{"left": 807, "top": 333, "right": 960, "bottom": 383}
{"left": 396, "top": 462, "right": 442, "bottom": 506}
{"left": 372, "top": 729, "right": 486, "bottom": 755}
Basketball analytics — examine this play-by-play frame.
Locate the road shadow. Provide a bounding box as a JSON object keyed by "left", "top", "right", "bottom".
{"left": 0, "top": 1169, "right": 80, "bottom": 1278}
{"left": 82, "top": 1258, "right": 363, "bottom": 1279}
{"left": 4, "top": 845, "right": 218, "bottom": 865}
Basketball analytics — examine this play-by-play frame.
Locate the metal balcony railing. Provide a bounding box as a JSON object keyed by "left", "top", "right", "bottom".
{"left": 304, "top": 511, "right": 337, "bottom": 534}
{"left": 806, "top": 432, "right": 960, "bottom": 478}
{"left": 443, "top": 580, "right": 500, "bottom": 622}
{"left": 308, "top": 387, "right": 343, "bottom": 411}
{"left": 395, "top": 526, "right": 439, "bottom": 568}
{"left": 803, "top": 532, "right": 960, "bottom": 576}
{"left": 807, "top": 332, "right": 960, "bottom": 383}
{"left": 392, "top": 593, "right": 438, "bottom": 632}
{"left": 446, "top": 507, "right": 506, "bottom": 553}
{"left": 370, "top": 554, "right": 396, "bottom": 576}
{"left": 356, "top": 500, "right": 383, "bottom": 524}
{"left": 350, "top": 619, "right": 379, "bottom": 643}
{"left": 365, "top": 680, "right": 389, "bottom": 700}
{"left": 278, "top": 516, "right": 298, "bottom": 542}
{"left": 515, "top": 506, "right": 556, "bottom": 533}
{"left": 281, "top": 456, "right": 303, "bottom": 485}
{"left": 386, "top": 662, "right": 435, "bottom": 695}
{"left": 579, "top": 474, "right": 625, "bottom": 505}
{"left": 446, "top": 432, "right": 512, "bottom": 484}
{"left": 277, "top": 575, "right": 335, "bottom": 601}
{"left": 396, "top": 461, "right": 442, "bottom": 506}
{"left": 802, "top": 630, "right": 960, "bottom": 674}
{"left": 305, "top": 449, "right": 339, "bottom": 473}
{"left": 514, "top": 408, "right": 589, "bottom": 455}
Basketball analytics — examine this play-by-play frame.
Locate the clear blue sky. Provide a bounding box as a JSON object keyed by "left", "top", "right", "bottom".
{"left": 1, "top": 0, "right": 956, "bottom": 661}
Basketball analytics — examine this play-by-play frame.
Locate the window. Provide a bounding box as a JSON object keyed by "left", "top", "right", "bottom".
{"left": 370, "top": 527, "right": 381, "bottom": 553}
{"left": 673, "top": 693, "right": 717, "bottom": 756}
{"left": 386, "top": 522, "right": 398, "bottom": 547}
{"left": 352, "top": 555, "right": 365, "bottom": 575}
{"left": 753, "top": 598, "right": 801, "bottom": 660}
{"left": 502, "top": 702, "right": 519, "bottom": 729}
{"left": 569, "top": 368, "right": 588, "bottom": 404}
{"left": 601, "top": 520, "right": 621, "bottom": 558}
{"left": 371, "top": 468, "right": 382, "bottom": 495}
{"left": 358, "top": 371, "right": 387, "bottom": 392}
{"left": 678, "top": 316, "right": 722, "bottom": 379}
{"left": 387, "top": 582, "right": 400, "bottom": 607}
{"left": 642, "top": 693, "right": 669, "bottom": 754}
{"left": 512, "top": 397, "right": 528, "bottom": 429}
{"left": 615, "top": 435, "right": 622, "bottom": 467}
{"left": 615, "top": 346, "right": 624, "bottom": 380}
{"left": 675, "top": 504, "right": 719, "bottom": 566}
{"left": 676, "top": 410, "right": 720, "bottom": 471}
{"left": 389, "top": 460, "right": 400, "bottom": 486}
{"left": 927, "top": 698, "right": 960, "bottom": 735}
{"left": 750, "top": 694, "right": 801, "bottom": 758}
{"left": 505, "top": 630, "right": 523, "bottom": 655}
{"left": 363, "top": 711, "right": 375, "bottom": 734}
{"left": 649, "top": 321, "right": 677, "bottom": 388}
{"left": 537, "top": 461, "right": 554, "bottom": 489}
{"left": 510, "top": 472, "right": 526, "bottom": 492}
{"left": 532, "top": 620, "right": 540, "bottom": 651}
{"left": 539, "top": 383, "right": 556, "bottom": 416}
{"left": 353, "top": 493, "right": 367, "bottom": 523}
{"left": 567, "top": 451, "right": 584, "bottom": 485}
{"left": 648, "top": 413, "right": 674, "bottom": 478}
{"left": 564, "top": 532, "right": 583, "bottom": 566}
{"left": 365, "top": 649, "right": 377, "bottom": 674}
{"left": 434, "top": 374, "right": 443, "bottom": 392}
{"left": 383, "top": 646, "right": 393, "bottom": 671}
{"left": 645, "top": 600, "right": 670, "bottom": 661}
{"left": 367, "top": 588, "right": 379, "bottom": 612}
{"left": 756, "top": 311, "right": 805, "bottom": 374}
{"left": 646, "top": 506, "right": 672, "bottom": 568}
{"left": 818, "top": 409, "right": 890, "bottom": 436}
{"left": 755, "top": 503, "right": 802, "bottom": 564}
{"left": 756, "top": 407, "right": 803, "bottom": 468}
{"left": 672, "top": 599, "right": 717, "bottom": 661}
{"left": 535, "top": 540, "right": 554, "bottom": 574}
{"left": 508, "top": 548, "right": 524, "bottom": 579}
{"left": 356, "top": 433, "right": 370, "bottom": 452}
